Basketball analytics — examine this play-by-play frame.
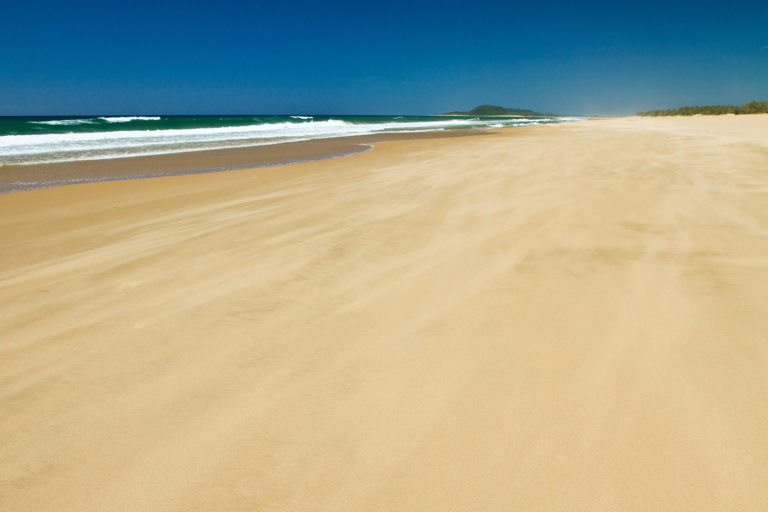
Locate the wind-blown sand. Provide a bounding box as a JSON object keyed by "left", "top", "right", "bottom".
{"left": 1, "top": 115, "right": 767, "bottom": 511}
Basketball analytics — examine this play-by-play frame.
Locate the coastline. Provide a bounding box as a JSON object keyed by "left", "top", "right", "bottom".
{"left": 0, "top": 128, "right": 488, "bottom": 193}
{"left": 2, "top": 115, "right": 767, "bottom": 511}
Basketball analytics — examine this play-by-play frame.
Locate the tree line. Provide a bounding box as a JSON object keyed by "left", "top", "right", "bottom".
{"left": 638, "top": 99, "right": 768, "bottom": 116}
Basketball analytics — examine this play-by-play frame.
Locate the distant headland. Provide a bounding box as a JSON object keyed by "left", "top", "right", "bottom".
{"left": 439, "top": 104, "right": 557, "bottom": 117}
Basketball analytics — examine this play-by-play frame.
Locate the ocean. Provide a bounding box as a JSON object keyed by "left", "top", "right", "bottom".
{"left": 0, "top": 114, "right": 576, "bottom": 166}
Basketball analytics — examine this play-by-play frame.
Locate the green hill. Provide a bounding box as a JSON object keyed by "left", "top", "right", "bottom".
{"left": 442, "top": 104, "right": 555, "bottom": 116}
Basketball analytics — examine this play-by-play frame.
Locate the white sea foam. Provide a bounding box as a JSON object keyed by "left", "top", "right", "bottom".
{"left": 290, "top": 115, "right": 313, "bottom": 120}
{"left": 99, "top": 116, "right": 162, "bottom": 122}
{"left": 1, "top": 117, "right": 569, "bottom": 165}
{"left": 29, "top": 119, "right": 96, "bottom": 126}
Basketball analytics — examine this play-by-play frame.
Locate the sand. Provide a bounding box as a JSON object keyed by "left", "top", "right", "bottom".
{"left": 1, "top": 115, "right": 767, "bottom": 511}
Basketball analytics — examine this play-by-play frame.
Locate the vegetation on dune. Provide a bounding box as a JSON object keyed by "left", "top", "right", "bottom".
{"left": 638, "top": 99, "right": 768, "bottom": 116}
{"left": 443, "top": 104, "right": 555, "bottom": 116}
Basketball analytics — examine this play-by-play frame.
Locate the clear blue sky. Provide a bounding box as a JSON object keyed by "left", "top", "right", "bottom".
{"left": 2, "top": 0, "right": 766, "bottom": 115}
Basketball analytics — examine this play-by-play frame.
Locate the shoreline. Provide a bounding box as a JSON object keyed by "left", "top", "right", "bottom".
{"left": 0, "top": 128, "right": 488, "bottom": 194}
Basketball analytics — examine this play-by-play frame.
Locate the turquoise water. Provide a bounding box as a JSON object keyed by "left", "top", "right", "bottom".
{"left": 0, "top": 114, "right": 574, "bottom": 165}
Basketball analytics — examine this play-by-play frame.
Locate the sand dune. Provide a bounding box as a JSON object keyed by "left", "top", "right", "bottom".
{"left": 1, "top": 115, "right": 767, "bottom": 510}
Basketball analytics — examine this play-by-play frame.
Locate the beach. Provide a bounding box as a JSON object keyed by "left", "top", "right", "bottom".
{"left": 0, "top": 129, "right": 488, "bottom": 193}
{"left": 1, "top": 115, "right": 767, "bottom": 510}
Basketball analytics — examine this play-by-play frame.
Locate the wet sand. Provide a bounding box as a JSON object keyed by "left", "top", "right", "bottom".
{"left": 0, "top": 129, "right": 486, "bottom": 193}
{"left": 1, "top": 115, "right": 767, "bottom": 510}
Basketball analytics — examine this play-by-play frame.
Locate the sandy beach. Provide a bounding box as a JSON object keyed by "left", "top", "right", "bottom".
{"left": 1, "top": 115, "right": 767, "bottom": 510}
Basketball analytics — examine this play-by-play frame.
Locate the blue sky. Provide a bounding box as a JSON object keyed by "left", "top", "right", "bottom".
{"left": 1, "top": 0, "right": 766, "bottom": 115}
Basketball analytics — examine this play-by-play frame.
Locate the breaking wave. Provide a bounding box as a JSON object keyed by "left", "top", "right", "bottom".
{"left": 1, "top": 115, "right": 578, "bottom": 165}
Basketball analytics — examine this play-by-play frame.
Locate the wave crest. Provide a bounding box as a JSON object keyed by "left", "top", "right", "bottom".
{"left": 30, "top": 119, "right": 96, "bottom": 126}
{"left": 99, "top": 116, "right": 162, "bottom": 123}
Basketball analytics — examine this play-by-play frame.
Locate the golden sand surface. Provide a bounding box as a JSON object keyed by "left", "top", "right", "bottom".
{"left": 1, "top": 115, "right": 767, "bottom": 511}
